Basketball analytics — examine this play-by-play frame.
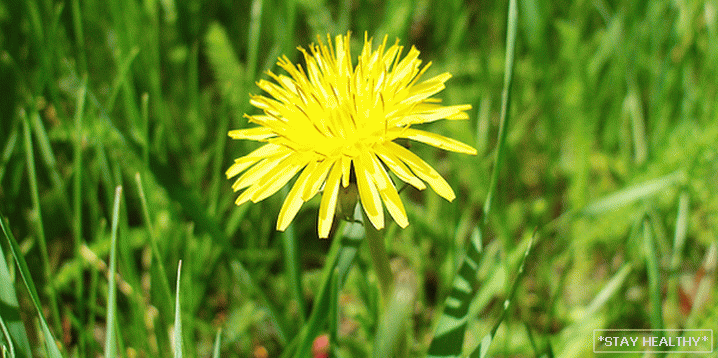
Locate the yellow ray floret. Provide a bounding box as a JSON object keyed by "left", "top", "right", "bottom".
{"left": 226, "top": 32, "right": 476, "bottom": 238}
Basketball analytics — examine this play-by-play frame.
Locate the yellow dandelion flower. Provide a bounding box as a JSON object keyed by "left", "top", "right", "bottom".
{"left": 227, "top": 32, "right": 476, "bottom": 238}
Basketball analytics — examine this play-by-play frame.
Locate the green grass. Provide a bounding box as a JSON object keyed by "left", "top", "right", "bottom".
{"left": 1, "top": 0, "right": 718, "bottom": 357}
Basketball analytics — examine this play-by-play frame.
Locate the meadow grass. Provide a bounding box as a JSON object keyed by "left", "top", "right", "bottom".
{"left": 1, "top": 0, "right": 717, "bottom": 357}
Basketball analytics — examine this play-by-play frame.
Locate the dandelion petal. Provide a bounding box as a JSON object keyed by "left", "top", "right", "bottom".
{"left": 386, "top": 142, "right": 456, "bottom": 201}
{"left": 249, "top": 155, "right": 308, "bottom": 203}
{"left": 355, "top": 159, "right": 384, "bottom": 230}
{"left": 374, "top": 145, "right": 426, "bottom": 190}
{"left": 277, "top": 162, "right": 317, "bottom": 231}
{"left": 369, "top": 156, "right": 409, "bottom": 227}
{"left": 228, "top": 127, "right": 276, "bottom": 141}
{"left": 318, "top": 163, "right": 342, "bottom": 238}
{"left": 401, "top": 128, "right": 478, "bottom": 154}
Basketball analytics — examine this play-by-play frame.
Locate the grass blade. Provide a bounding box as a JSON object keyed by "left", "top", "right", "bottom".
{"left": 29, "top": 109, "right": 70, "bottom": 219}
{"left": 667, "top": 191, "right": 689, "bottom": 331}
{"left": 483, "top": 0, "right": 518, "bottom": 221}
{"left": 687, "top": 243, "right": 716, "bottom": 321}
{"left": 212, "top": 329, "right": 222, "bottom": 358}
{"left": 281, "top": 222, "right": 306, "bottom": 324}
{"left": 72, "top": 76, "right": 87, "bottom": 356}
{"left": 207, "top": 97, "right": 230, "bottom": 217}
{"left": 135, "top": 173, "right": 173, "bottom": 315}
{"left": 583, "top": 263, "right": 632, "bottom": 319}
{"left": 644, "top": 218, "right": 664, "bottom": 331}
{"left": 328, "top": 267, "right": 340, "bottom": 345}
{"left": 70, "top": 0, "right": 86, "bottom": 72}
{"left": 104, "top": 186, "right": 123, "bottom": 358}
{"left": 670, "top": 191, "right": 689, "bottom": 270}
{"left": 583, "top": 171, "right": 685, "bottom": 215}
{"left": 72, "top": 76, "right": 87, "bottom": 268}
{"left": 173, "top": 260, "right": 183, "bottom": 358}
{"left": 140, "top": 93, "right": 150, "bottom": 168}
{"left": 107, "top": 47, "right": 140, "bottom": 113}
{"left": 0, "top": 312, "right": 16, "bottom": 358}
{"left": 246, "top": 0, "right": 263, "bottom": 79}
{"left": 0, "top": 236, "right": 29, "bottom": 358}
{"left": 0, "top": 124, "right": 19, "bottom": 183}
{"left": 21, "top": 111, "right": 61, "bottom": 334}
{"left": 1, "top": 216, "right": 63, "bottom": 358}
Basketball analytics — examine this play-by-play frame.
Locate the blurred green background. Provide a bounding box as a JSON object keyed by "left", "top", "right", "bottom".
{"left": 1, "top": 0, "right": 717, "bottom": 356}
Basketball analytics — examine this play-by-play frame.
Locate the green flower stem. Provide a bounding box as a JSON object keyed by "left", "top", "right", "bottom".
{"left": 362, "top": 210, "right": 393, "bottom": 306}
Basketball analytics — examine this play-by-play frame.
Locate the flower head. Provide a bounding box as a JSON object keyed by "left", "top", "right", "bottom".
{"left": 227, "top": 32, "right": 476, "bottom": 238}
